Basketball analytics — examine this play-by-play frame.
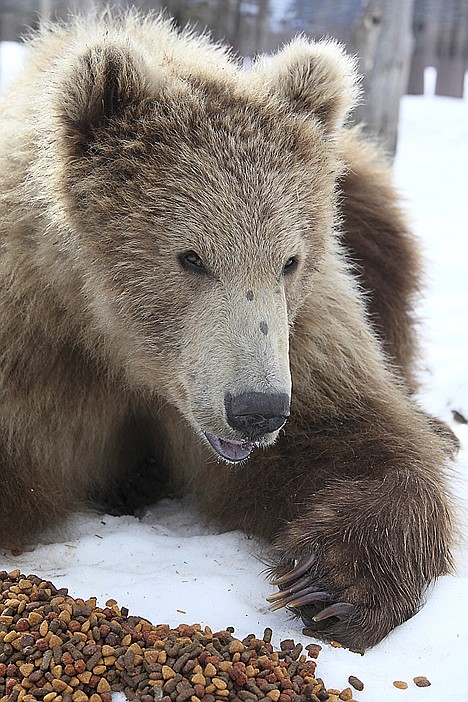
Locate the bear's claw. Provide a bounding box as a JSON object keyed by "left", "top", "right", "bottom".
{"left": 267, "top": 587, "right": 332, "bottom": 611}
{"left": 270, "top": 553, "right": 316, "bottom": 585}
{"left": 266, "top": 573, "right": 315, "bottom": 601}
{"left": 268, "top": 553, "right": 355, "bottom": 630}
{"left": 312, "top": 602, "right": 355, "bottom": 622}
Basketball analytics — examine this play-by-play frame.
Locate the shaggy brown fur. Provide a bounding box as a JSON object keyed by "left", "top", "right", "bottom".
{"left": 338, "top": 132, "right": 422, "bottom": 389}
{"left": 0, "top": 11, "right": 456, "bottom": 650}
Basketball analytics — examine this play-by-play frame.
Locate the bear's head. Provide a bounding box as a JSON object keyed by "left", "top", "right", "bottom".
{"left": 47, "top": 24, "right": 358, "bottom": 463}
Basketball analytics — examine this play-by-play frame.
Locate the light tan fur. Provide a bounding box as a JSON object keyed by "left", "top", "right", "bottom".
{"left": 0, "top": 10, "right": 456, "bottom": 650}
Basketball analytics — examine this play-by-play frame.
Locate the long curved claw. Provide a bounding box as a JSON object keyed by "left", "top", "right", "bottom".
{"left": 313, "top": 602, "right": 355, "bottom": 622}
{"left": 266, "top": 573, "right": 311, "bottom": 602}
{"left": 269, "top": 589, "right": 332, "bottom": 612}
{"left": 270, "top": 553, "right": 316, "bottom": 586}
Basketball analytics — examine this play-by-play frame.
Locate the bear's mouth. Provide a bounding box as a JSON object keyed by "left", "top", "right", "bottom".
{"left": 204, "top": 432, "right": 254, "bottom": 463}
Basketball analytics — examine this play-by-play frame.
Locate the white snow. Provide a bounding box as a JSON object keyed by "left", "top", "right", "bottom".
{"left": 0, "top": 42, "right": 25, "bottom": 89}
{"left": 1, "top": 42, "right": 468, "bottom": 699}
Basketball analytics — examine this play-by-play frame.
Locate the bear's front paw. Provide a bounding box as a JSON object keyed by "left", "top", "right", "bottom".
{"left": 267, "top": 476, "right": 452, "bottom": 650}
{"left": 268, "top": 553, "right": 373, "bottom": 651}
{"left": 268, "top": 543, "right": 421, "bottom": 651}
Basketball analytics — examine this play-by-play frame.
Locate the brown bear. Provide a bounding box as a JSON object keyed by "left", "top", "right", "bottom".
{"left": 0, "top": 11, "right": 457, "bottom": 650}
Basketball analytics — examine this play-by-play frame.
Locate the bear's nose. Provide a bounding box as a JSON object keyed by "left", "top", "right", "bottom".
{"left": 224, "top": 391, "right": 290, "bottom": 440}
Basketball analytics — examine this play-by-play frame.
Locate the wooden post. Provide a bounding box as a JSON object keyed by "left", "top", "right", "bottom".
{"left": 39, "top": 0, "right": 53, "bottom": 18}
{"left": 347, "top": 0, "right": 415, "bottom": 155}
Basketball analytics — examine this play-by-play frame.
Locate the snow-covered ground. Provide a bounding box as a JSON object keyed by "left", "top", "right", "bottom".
{"left": 1, "top": 43, "right": 467, "bottom": 700}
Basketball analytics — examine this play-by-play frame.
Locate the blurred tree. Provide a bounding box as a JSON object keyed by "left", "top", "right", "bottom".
{"left": 349, "top": 0, "right": 415, "bottom": 155}
{"left": 408, "top": 0, "right": 468, "bottom": 98}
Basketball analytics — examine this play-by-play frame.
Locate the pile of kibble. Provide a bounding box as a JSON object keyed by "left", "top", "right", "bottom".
{"left": 0, "top": 570, "right": 361, "bottom": 702}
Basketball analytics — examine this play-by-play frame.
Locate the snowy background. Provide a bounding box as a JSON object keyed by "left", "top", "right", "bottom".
{"left": 1, "top": 46, "right": 467, "bottom": 700}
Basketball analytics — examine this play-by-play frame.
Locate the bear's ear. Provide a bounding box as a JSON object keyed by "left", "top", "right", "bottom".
{"left": 250, "top": 38, "right": 360, "bottom": 135}
{"left": 58, "top": 42, "right": 156, "bottom": 154}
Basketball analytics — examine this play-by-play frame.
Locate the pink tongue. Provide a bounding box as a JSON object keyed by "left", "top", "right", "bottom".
{"left": 205, "top": 433, "right": 253, "bottom": 462}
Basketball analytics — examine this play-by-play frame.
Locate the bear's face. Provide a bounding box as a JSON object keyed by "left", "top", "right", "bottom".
{"left": 51, "top": 35, "right": 358, "bottom": 462}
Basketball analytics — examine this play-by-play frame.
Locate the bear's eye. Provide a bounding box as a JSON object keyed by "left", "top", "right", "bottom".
{"left": 283, "top": 257, "right": 298, "bottom": 275}
{"left": 179, "top": 250, "right": 206, "bottom": 273}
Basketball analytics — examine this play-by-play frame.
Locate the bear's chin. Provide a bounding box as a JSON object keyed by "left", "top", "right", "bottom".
{"left": 204, "top": 432, "right": 254, "bottom": 463}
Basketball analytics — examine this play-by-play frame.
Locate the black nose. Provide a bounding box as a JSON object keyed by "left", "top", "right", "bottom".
{"left": 225, "top": 391, "right": 290, "bottom": 440}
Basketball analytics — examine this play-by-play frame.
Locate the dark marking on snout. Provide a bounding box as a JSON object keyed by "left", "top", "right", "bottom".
{"left": 225, "top": 391, "right": 290, "bottom": 441}
{"left": 246, "top": 290, "right": 254, "bottom": 301}
{"left": 259, "top": 321, "right": 268, "bottom": 335}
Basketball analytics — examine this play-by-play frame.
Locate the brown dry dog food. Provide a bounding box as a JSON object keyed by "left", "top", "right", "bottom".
{"left": 392, "top": 681, "right": 408, "bottom": 690}
{"left": 413, "top": 677, "right": 431, "bottom": 688}
{"left": 346, "top": 678, "right": 363, "bottom": 693}
{"left": 0, "top": 571, "right": 343, "bottom": 702}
